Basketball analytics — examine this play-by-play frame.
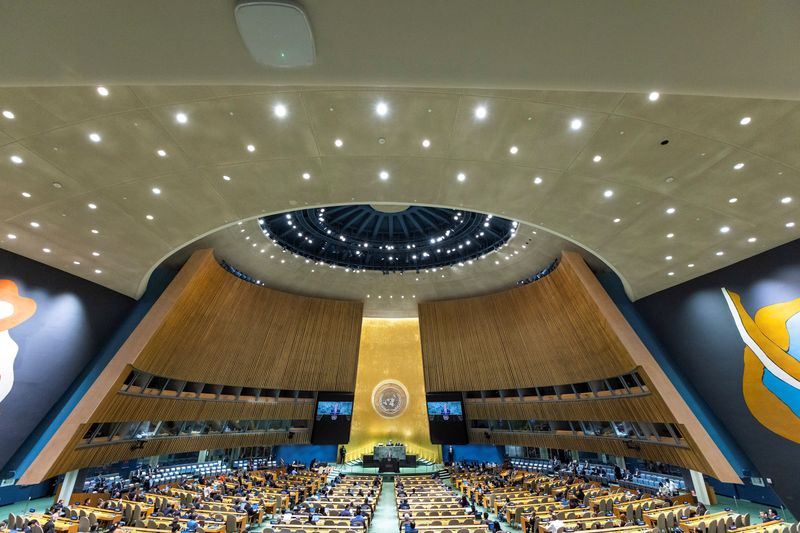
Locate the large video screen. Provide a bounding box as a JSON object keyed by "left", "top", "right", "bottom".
{"left": 426, "top": 392, "right": 468, "bottom": 444}
{"left": 311, "top": 392, "right": 354, "bottom": 444}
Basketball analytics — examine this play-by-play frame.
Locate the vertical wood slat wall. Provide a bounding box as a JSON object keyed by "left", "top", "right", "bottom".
{"left": 24, "top": 249, "right": 363, "bottom": 481}
{"left": 419, "top": 252, "right": 740, "bottom": 483}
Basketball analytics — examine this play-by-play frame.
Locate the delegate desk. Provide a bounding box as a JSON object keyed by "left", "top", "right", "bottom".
{"left": 26, "top": 514, "right": 78, "bottom": 533}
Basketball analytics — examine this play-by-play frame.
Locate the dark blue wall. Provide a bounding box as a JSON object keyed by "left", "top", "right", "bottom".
{"left": 631, "top": 238, "right": 800, "bottom": 515}
{"left": 449, "top": 445, "right": 504, "bottom": 464}
{"left": 272, "top": 445, "right": 338, "bottom": 466}
{"left": 0, "top": 250, "right": 140, "bottom": 476}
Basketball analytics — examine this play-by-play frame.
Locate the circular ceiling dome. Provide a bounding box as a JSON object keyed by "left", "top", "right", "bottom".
{"left": 259, "top": 205, "right": 518, "bottom": 272}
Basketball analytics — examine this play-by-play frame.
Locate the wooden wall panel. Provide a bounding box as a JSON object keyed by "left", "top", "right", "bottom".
{"left": 464, "top": 394, "right": 675, "bottom": 424}
{"left": 419, "top": 255, "right": 633, "bottom": 392}
{"left": 21, "top": 249, "right": 361, "bottom": 484}
{"left": 469, "top": 429, "right": 711, "bottom": 473}
{"left": 135, "top": 250, "right": 362, "bottom": 390}
{"left": 48, "top": 430, "right": 310, "bottom": 477}
{"left": 93, "top": 394, "right": 316, "bottom": 422}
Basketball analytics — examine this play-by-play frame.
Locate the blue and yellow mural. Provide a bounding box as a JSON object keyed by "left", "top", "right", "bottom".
{"left": 0, "top": 280, "right": 36, "bottom": 405}
{"left": 723, "top": 288, "right": 800, "bottom": 443}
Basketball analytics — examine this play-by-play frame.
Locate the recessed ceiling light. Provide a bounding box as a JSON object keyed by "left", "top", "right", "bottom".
{"left": 146, "top": 214, "right": 154, "bottom": 220}
{"left": 91, "top": 229, "right": 99, "bottom": 234}
{"left": 665, "top": 207, "right": 676, "bottom": 214}
{"left": 666, "top": 233, "right": 674, "bottom": 238}
{"left": 421, "top": 138, "right": 431, "bottom": 148}
{"left": 246, "top": 144, "right": 256, "bottom": 152}
{"left": 648, "top": 91, "right": 660, "bottom": 101}
{"left": 88, "top": 203, "right": 97, "bottom": 209}
{"left": 603, "top": 189, "right": 614, "bottom": 198}
{"left": 89, "top": 132, "right": 102, "bottom": 143}
{"left": 720, "top": 226, "right": 730, "bottom": 233}
{"left": 152, "top": 187, "right": 161, "bottom": 195}
{"left": 457, "top": 172, "right": 466, "bottom": 182}
{"left": 747, "top": 237, "right": 757, "bottom": 243}
{"left": 334, "top": 138, "right": 343, "bottom": 148}
{"left": 21, "top": 192, "right": 31, "bottom": 198}
{"left": 302, "top": 172, "right": 311, "bottom": 180}
{"left": 688, "top": 263, "right": 695, "bottom": 268}
{"left": 665, "top": 255, "right": 673, "bottom": 261}
{"left": 716, "top": 251, "right": 724, "bottom": 256}
{"left": 42, "top": 247, "right": 51, "bottom": 253}
{"left": 30, "top": 221, "right": 40, "bottom": 228}
{"left": 533, "top": 176, "right": 542, "bottom": 185}
{"left": 273, "top": 103, "right": 288, "bottom": 118}
{"left": 739, "top": 116, "right": 751, "bottom": 126}
{"left": 728, "top": 197, "right": 738, "bottom": 203}
{"left": 73, "top": 260, "right": 80, "bottom": 265}
{"left": 375, "top": 102, "right": 389, "bottom": 116}
{"left": 570, "top": 118, "right": 583, "bottom": 130}
{"left": 379, "top": 170, "right": 389, "bottom": 181}
{"left": 7, "top": 234, "right": 16, "bottom": 240}
{"left": 667, "top": 272, "right": 674, "bottom": 276}
{"left": 781, "top": 196, "right": 792, "bottom": 204}
{"left": 787, "top": 222, "right": 796, "bottom": 228}
{"left": 613, "top": 218, "right": 621, "bottom": 223}
{"left": 96, "top": 86, "right": 109, "bottom": 96}
{"left": 175, "top": 112, "right": 188, "bottom": 124}
{"left": 10, "top": 155, "right": 23, "bottom": 165}
{"left": 592, "top": 154, "right": 602, "bottom": 162}
{"left": 509, "top": 145, "right": 518, "bottom": 155}
{"left": 474, "top": 105, "right": 487, "bottom": 120}
{"left": 94, "top": 269, "right": 102, "bottom": 274}
{"left": 2, "top": 110, "right": 14, "bottom": 119}
{"left": 156, "top": 149, "right": 167, "bottom": 157}
{"left": 223, "top": 175, "right": 231, "bottom": 181}
{"left": 92, "top": 251, "right": 100, "bottom": 256}
{"left": 733, "top": 162, "right": 745, "bottom": 170}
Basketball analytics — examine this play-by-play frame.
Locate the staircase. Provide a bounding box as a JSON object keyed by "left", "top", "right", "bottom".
{"left": 326, "top": 466, "right": 341, "bottom": 483}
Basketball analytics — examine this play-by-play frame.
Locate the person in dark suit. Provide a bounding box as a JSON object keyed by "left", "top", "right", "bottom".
{"left": 42, "top": 518, "right": 55, "bottom": 533}
{"left": 339, "top": 446, "right": 346, "bottom": 464}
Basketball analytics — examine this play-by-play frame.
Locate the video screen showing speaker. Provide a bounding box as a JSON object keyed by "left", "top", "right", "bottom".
{"left": 311, "top": 392, "right": 354, "bottom": 444}
{"left": 426, "top": 392, "right": 468, "bottom": 444}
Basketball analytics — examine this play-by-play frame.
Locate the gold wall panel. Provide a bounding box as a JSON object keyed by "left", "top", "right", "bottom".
{"left": 347, "top": 318, "right": 440, "bottom": 463}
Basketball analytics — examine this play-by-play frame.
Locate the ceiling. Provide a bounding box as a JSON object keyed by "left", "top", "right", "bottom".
{"left": 166, "top": 217, "right": 588, "bottom": 318}
{"left": 2, "top": 2, "right": 800, "bottom": 99}
{"left": 1, "top": 87, "right": 799, "bottom": 306}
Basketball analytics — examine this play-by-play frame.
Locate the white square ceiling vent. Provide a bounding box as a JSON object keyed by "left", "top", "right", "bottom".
{"left": 235, "top": 1, "right": 315, "bottom": 68}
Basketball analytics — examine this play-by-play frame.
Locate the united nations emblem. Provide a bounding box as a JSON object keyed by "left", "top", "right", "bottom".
{"left": 371, "top": 379, "right": 409, "bottom": 419}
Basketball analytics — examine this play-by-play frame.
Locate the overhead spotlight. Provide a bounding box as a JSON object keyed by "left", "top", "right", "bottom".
{"left": 720, "top": 226, "right": 730, "bottom": 233}
{"left": 379, "top": 170, "right": 389, "bottom": 181}
{"left": 273, "top": 103, "right": 288, "bottom": 118}
{"left": 88, "top": 203, "right": 97, "bottom": 209}
{"left": 10, "top": 155, "right": 23, "bottom": 165}
{"left": 2, "top": 110, "right": 15, "bottom": 119}
{"left": 570, "top": 118, "right": 583, "bottom": 130}
{"left": 781, "top": 196, "right": 792, "bottom": 204}
{"left": 152, "top": 187, "right": 161, "bottom": 194}
{"left": 96, "top": 86, "right": 109, "bottom": 97}
{"left": 603, "top": 189, "right": 614, "bottom": 198}
{"left": 593, "top": 154, "right": 602, "bottom": 162}
{"left": 665, "top": 207, "right": 676, "bottom": 214}
{"left": 739, "top": 116, "right": 751, "bottom": 126}
{"left": 421, "top": 138, "right": 431, "bottom": 148}
{"left": 648, "top": 91, "right": 660, "bottom": 101}
{"left": 223, "top": 175, "right": 231, "bottom": 181}
{"left": 89, "top": 132, "right": 102, "bottom": 143}
{"left": 334, "top": 138, "right": 343, "bottom": 148}
{"left": 156, "top": 149, "right": 167, "bottom": 157}
{"left": 733, "top": 162, "right": 745, "bottom": 170}
{"left": 509, "top": 145, "right": 518, "bottom": 155}
{"left": 533, "top": 176, "right": 542, "bottom": 185}
{"left": 302, "top": 172, "right": 311, "bottom": 180}
{"left": 457, "top": 172, "right": 466, "bottom": 182}
{"left": 246, "top": 144, "right": 256, "bottom": 152}
{"left": 474, "top": 105, "right": 487, "bottom": 120}
{"left": 375, "top": 101, "right": 389, "bottom": 116}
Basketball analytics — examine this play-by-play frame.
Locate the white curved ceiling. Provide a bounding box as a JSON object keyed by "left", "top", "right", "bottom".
{"left": 0, "top": 86, "right": 798, "bottom": 302}
{"left": 1, "top": 1, "right": 800, "bottom": 99}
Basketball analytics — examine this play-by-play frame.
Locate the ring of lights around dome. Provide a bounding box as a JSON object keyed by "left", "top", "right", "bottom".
{"left": 259, "top": 205, "right": 518, "bottom": 272}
